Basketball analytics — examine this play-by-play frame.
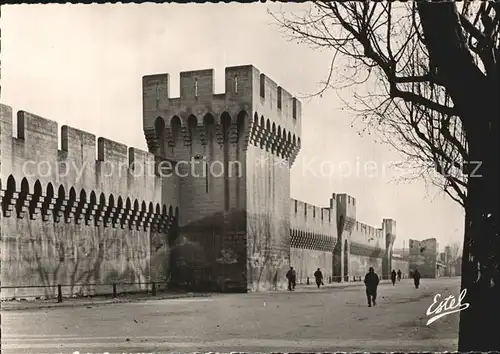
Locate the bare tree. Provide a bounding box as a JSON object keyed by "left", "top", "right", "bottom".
{"left": 272, "top": 2, "right": 499, "bottom": 351}
{"left": 449, "top": 241, "right": 462, "bottom": 264}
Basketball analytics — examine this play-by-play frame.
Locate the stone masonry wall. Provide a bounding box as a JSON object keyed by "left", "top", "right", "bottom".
{"left": 290, "top": 198, "right": 337, "bottom": 283}
{"left": 408, "top": 238, "right": 438, "bottom": 278}
{"left": 246, "top": 145, "right": 291, "bottom": 291}
{"left": 0, "top": 104, "right": 179, "bottom": 299}
{"left": 142, "top": 66, "right": 301, "bottom": 292}
{"left": 0, "top": 65, "right": 401, "bottom": 297}
{"left": 391, "top": 257, "right": 410, "bottom": 278}
{"left": 291, "top": 248, "right": 333, "bottom": 284}
{"left": 349, "top": 220, "right": 386, "bottom": 278}
{"left": 160, "top": 115, "right": 249, "bottom": 290}
{"left": 245, "top": 66, "right": 301, "bottom": 291}
{"left": 332, "top": 193, "right": 396, "bottom": 281}
{"left": 349, "top": 254, "right": 383, "bottom": 279}
{"left": 142, "top": 68, "right": 253, "bottom": 290}
{"left": 351, "top": 221, "right": 385, "bottom": 249}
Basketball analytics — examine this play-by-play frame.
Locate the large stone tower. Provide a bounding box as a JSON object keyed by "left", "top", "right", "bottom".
{"left": 142, "top": 65, "right": 301, "bottom": 291}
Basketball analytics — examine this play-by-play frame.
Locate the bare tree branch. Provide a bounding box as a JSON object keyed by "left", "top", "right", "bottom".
{"left": 271, "top": 2, "right": 483, "bottom": 208}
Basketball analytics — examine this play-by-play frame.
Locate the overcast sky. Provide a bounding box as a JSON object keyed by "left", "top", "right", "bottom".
{"left": 1, "top": 4, "right": 464, "bottom": 250}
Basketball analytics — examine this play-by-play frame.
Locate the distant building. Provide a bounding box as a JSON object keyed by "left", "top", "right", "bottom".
{"left": 408, "top": 238, "right": 439, "bottom": 278}
{"left": 408, "top": 239, "right": 464, "bottom": 278}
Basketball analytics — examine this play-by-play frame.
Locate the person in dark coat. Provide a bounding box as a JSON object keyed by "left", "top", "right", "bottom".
{"left": 286, "top": 266, "right": 296, "bottom": 291}
{"left": 364, "top": 267, "right": 380, "bottom": 307}
{"left": 314, "top": 268, "right": 323, "bottom": 288}
{"left": 413, "top": 269, "right": 421, "bottom": 289}
{"left": 397, "top": 269, "right": 402, "bottom": 281}
{"left": 391, "top": 269, "right": 397, "bottom": 286}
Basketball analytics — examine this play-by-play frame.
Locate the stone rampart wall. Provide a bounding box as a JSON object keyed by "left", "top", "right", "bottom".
{"left": 391, "top": 256, "right": 410, "bottom": 278}
{"left": 349, "top": 254, "right": 383, "bottom": 279}
{"left": 246, "top": 145, "right": 291, "bottom": 291}
{"left": 291, "top": 248, "right": 333, "bottom": 284}
{"left": 289, "top": 198, "right": 337, "bottom": 282}
{"left": 0, "top": 104, "right": 179, "bottom": 299}
{"left": 350, "top": 221, "right": 384, "bottom": 249}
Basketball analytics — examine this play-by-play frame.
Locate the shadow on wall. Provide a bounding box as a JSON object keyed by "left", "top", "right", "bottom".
{"left": 166, "top": 211, "right": 247, "bottom": 293}
{"left": 247, "top": 212, "right": 289, "bottom": 292}
{"left": 0, "top": 175, "right": 176, "bottom": 300}
{"left": 346, "top": 243, "right": 385, "bottom": 279}
{"left": 168, "top": 236, "right": 213, "bottom": 291}
{"left": 165, "top": 235, "right": 247, "bottom": 293}
{"left": 1, "top": 217, "right": 151, "bottom": 299}
{"left": 1, "top": 175, "right": 250, "bottom": 295}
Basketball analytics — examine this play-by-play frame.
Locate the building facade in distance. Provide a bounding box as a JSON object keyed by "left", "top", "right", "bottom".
{"left": 408, "top": 238, "right": 439, "bottom": 278}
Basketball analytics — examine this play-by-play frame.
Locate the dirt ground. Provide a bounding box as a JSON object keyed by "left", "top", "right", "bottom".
{"left": 1, "top": 277, "right": 461, "bottom": 353}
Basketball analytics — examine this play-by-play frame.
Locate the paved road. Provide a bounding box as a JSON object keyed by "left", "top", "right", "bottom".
{"left": 1, "top": 277, "right": 461, "bottom": 353}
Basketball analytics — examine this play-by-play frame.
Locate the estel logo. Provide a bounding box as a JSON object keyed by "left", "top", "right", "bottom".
{"left": 425, "top": 288, "right": 469, "bottom": 325}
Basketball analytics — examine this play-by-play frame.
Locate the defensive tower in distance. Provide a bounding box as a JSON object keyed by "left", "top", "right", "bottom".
{"left": 332, "top": 193, "right": 397, "bottom": 281}
{"left": 142, "top": 65, "right": 301, "bottom": 291}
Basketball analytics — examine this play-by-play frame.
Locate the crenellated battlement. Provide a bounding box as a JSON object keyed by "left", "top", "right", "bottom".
{"left": 382, "top": 218, "right": 397, "bottom": 236}
{"left": 354, "top": 222, "right": 384, "bottom": 239}
{"left": 331, "top": 191, "right": 395, "bottom": 252}
{"left": 0, "top": 104, "right": 179, "bottom": 218}
{"left": 142, "top": 65, "right": 302, "bottom": 164}
{"left": 0, "top": 103, "right": 182, "bottom": 298}
{"left": 143, "top": 66, "right": 301, "bottom": 125}
{"left": 289, "top": 198, "right": 337, "bottom": 253}
{"left": 287, "top": 193, "right": 394, "bottom": 253}
{"left": 350, "top": 221, "right": 384, "bottom": 250}
{"left": 291, "top": 198, "right": 333, "bottom": 224}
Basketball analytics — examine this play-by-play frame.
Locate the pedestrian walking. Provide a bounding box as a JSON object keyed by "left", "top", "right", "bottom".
{"left": 397, "top": 269, "right": 402, "bottom": 281}
{"left": 413, "top": 269, "right": 421, "bottom": 289}
{"left": 391, "top": 269, "right": 397, "bottom": 286}
{"left": 286, "top": 266, "right": 296, "bottom": 291}
{"left": 314, "top": 268, "right": 323, "bottom": 289}
{"left": 364, "top": 267, "right": 379, "bottom": 307}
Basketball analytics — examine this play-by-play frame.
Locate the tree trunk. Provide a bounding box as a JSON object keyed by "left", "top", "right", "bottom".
{"left": 416, "top": 3, "right": 500, "bottom": 350}
{"left": 458, "top": 121, "right": 499, "bottom": 352}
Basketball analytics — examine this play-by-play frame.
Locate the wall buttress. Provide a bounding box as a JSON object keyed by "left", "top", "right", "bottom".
{"left": 215, "top": 124, "right": 224, "bottom": 146}
{"left": 16, "top": 194, "right": 31, "bottom": 219}
{"left": 64, "top": 197, "right": 77, "bottom": 224}
{"left": 74, "top": 200, "right": 87, "bottom": 225}
{"left": 197, "top": 125, "right": 207, "bottom": 146}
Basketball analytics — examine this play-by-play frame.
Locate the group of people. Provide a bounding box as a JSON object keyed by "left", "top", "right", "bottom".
{"left": 285, "top": 266, "right": 423, "bottom": 308}
{"left": 390, "top": 269, "right": 402, "bottom": 285}
{"left": 285, "top": 267, "right": 324, "bottom": 291}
